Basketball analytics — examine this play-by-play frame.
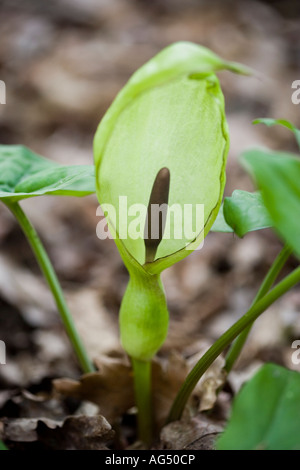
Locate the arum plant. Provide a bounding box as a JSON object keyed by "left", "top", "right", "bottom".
{"left": 94, "top": 41, "right": 249, "bottom": 444}
{"left": 0, "top": 145, "right": 95, "bottom": 373}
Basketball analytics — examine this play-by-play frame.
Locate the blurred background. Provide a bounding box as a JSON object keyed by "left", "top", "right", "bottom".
{"left": 0, "top": 0, "right": 299, "bottom": 394}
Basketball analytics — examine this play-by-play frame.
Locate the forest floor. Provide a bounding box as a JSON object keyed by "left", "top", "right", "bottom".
{"left": 0, "top": 0, "right": 299, "bottom": 449}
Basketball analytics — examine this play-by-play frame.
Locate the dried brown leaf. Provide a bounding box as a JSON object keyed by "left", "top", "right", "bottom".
{"left": 54, "top": 354, "right": 134, "bottom": 423}
{"left": 187, "top": 346, "right": 226, "bottom": 412}
{"left": 159, "top": 416, "right": 223, "bottom": 450}
{"left": 1, "top": 415, "right": 114, "bottom": 450}
{"left": 54, "top": 346, "right": 226, "bottom": 426}
{"left": 37, "top": 415, "right": 114, "bottom": 450}
{"left": 1, "top": 417, "right": 57, "bottom": 442}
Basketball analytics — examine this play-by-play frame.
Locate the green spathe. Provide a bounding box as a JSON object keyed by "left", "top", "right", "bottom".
{"left": 94, "top": 42, "right": 248, "bottom": 365}
{"left": 94, "top": 41, "right": 249, "bottom": 274}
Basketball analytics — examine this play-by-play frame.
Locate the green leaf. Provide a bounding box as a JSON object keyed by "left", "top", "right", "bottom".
{"left": 212, "top": 190, "right": 272, "bottom": 236}
{"left": 94, "top": 41, "right": 249, "bottom": 273}
{"left": 223, "top": 190, "right": 272, "bottom": 237}
{"left": 242, "top": 149, "right": 300, "bottom": 258}
{"left": 0, "top": 145, "right": 95, "bottom": 202}
{"left": 217, "top": 363, "right": 300, "bottom": 450}
{"left": 211, "top": 203, "right": 234, "bottom": 233}
{"left": 253, "top": 118, "right": 300, "bottom": 149}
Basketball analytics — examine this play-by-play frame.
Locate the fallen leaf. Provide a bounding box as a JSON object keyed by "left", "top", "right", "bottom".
{"left": 158, "top": 416, "right": 223, "bottom": 450}
{"left": 1, "top": 417, "right": 57, "bottom": 442}
{"left": 53, "top": 354, "right": 134, "bottom": 423}
{"left": 37, "top": 415, "right": 114, "bottom": 450}
{"left": 187, "top": 347, "right": 226, "bottom": 412}
{"left": 1, "top": 415, "right": 114, "bottom": 450}
{"left": 54, "top": 346, "right": 226, "bottom": 427}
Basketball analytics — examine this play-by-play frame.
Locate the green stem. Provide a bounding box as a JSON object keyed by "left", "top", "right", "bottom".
{"left": 224, "top": 244, "right": 292, "bottom": 373}
{"left": 167, "top": 264, "right": 300, "bottom": 423}
{"left": 132, "top": 358, "right": 152, "bottom": 446}
{"left": 7, "top": 201, "right": 94, "bottom": 374}
{"left": 120, "top": 268, "right": 168, "bottom": 446}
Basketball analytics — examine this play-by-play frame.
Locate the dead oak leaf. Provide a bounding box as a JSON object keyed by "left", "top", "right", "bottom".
{"left": 54, "top": 347, "right": 226, "bottom": 426}
{"left": 159, "top": 415, "right": 223, "bottom": 450}
{"left": 53, "top": 354, "right": 134, "bottom": 423}
{"left": 1, "top": 415, "right": 114, "bottom": 450}
{"left": 38, "top": 415, "right": 114, "bottom": 450}
{"left": 187, "top": 347, "right": 226, "bottom": 413}
{"left": 0, "top": 417, "right": 56, "bottom": 442}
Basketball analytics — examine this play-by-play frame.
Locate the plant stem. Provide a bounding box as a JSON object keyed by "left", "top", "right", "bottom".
{"left": 224, "top": 244, "right": 292, "bottom": 373}
{"left": 167, "top": 264, "right": 300, "bottom": 423}
{"left": 132, "top": 358, "right": 152, "bottom": 446}
{"left": 7, "top": 201, "right": 94, "bottom": 374}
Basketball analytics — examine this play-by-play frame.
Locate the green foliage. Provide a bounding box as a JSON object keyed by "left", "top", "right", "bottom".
{"left": 242, "top": 149, "right": 300, "bottom": 259}
{"left": 212, "top": 190, "right": 272, "bottom": 236}
{"left": 224, "top": 190, "right": 271, "bottom": 237}
{"left": 0, "top": 144, "right": 95, "bottom": 373}
{"left": 0, "top": 145, "right": 95, "bottom": 202}
{"left": 211, "top": 203, "right": 233, "bottom": 233}
{"left": 213, "top": 118, "right": 300, "bottom": 238}
{"left": 253, "top": 118, "right": 300, "bottom": 149}
{"left": 218, "top": 364, "right": 300, "bottom": 450}
{"left": 0, "top": 440, "right": 8, "bottom": 450}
